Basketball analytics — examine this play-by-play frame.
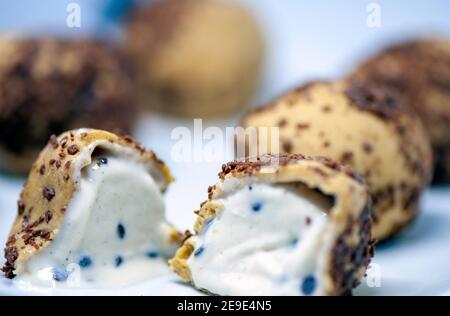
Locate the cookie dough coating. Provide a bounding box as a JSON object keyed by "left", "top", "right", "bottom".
{"left": 124, "top": 0, "right": 264, "bottom": 117}
{"left": 170, "top": 154, "right": 373, "bottom": 296}
{"left": 350, "top": 38, "right": 450, "bottom": 183}
{"left": 0, "top": 37, "right": 136, "bottom": 175}
{"left": 2, "top": 129, "right": 181, "bottom": 287}
{"left": 240, "top": 81, "right": 432, "bottom": 241}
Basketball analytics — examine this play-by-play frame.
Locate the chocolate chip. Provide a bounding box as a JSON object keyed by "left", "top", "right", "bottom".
{"left": 301, "top": 275, "right": 316, "bottom": 295}
{"left": 117, "top": 223, "right": 126, "bottom": 239}
{"left": 341, "top": 151, "right": 354, "bottom": 164}
{"left": 24, "top": 230, "right": 51, "bottom": 246}
{"left": 43, "top": 186, "right": 55, "bottom": 201}
{"left": 124, "top": 135, "right": 134, "bottom": 143}
{"left": 345, "top": 82, "right": 404, "bottom": 120}
{"left": 45, "top": 210, "right": 53, "bottom": 223}
{"left": 67, "top": 145, "right": 79, "bottom": 155}
{"left": 207, "top": 185, "right": 215, "bottom": 199}
{"left": 6, "top": 235, "right": 16, "bottom": 247}
{"left": 49, "top": 135, "right": 58, "bottom": 149}
{"left": 65, "top": 161, "right": 71, "bottom": 169}
{"left": 52, "top": 267, "right": 68, "bottom": 282}
{"left": 146, "top": 251, "right": 159, "bottom": 259}
{"left": 39, "top": 164, "right": 45, "bottom": 175}
{"left": 34, "top": 230, "right": 50, "bottom": 239}
{"left": 218, "top": 154, "right": 366, "bottom": 185}
{"left": 251, "top": 201, "right": 263, "bottom": 212}
{"left": 194, "top": 246, "right": 205, "bottom": 257}
{"left": 278, "top": 118, "right": 287, "bottom": 127}
{"left": 297, "top": 123, "right": 310, "bottom": 129}
{"left": 5, "top": 247, "right": 18, "bottom": 265}
{"left": 114, "top": 256, "right": 124, "bottom": 267}
{"left": 182, "top": 230, "right": 193, "bottom": 243}
{"left": 322, "top": 105, "right": 332, "bottom": 112}
{"left": 79, "top": 256, "right": 92, "bottom": 268}
{"left": 282, "top": 140, "right": 293, "bottom": 153}
{"left": 49, "top": 159, "right": 56, "bottom": 166}
{"left": 17, "top": 201, "right": 25, "bottom": 215}
{"left": 21, "top": 215, "right": 29, "bottom": 229}
{"left": 306, "top": 217, "right": 312, "bottom": 225}
{"left": 312, "top": 167, "right": 329, "bottom": 178}
{"left": 3, "top": 246, "right": 19, "bottom": 278}
{"left": 362, "top": 142, "right": 373, "bottom": 154}
{"left": 55, "top": 160, "right": 61, "bottom": 169}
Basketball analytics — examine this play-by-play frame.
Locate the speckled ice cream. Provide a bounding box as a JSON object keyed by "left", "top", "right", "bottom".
{"left": 2, "top": 129, "right": 181, "bottom": 288}
{"left": 18, "top": 156, "right": 174, "bottom": 287}
{"left": 170, "top": 154, "right": 373, "bottom": 296}
{"left": 187, "top": 183, "right": 330, "bottom": 295}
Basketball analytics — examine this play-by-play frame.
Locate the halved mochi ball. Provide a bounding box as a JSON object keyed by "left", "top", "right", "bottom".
{"left": 170, "top": 154, "right": 373, "bottom": 296}
{"left": 2, "top": 129, "right": 181, "bottom": 287}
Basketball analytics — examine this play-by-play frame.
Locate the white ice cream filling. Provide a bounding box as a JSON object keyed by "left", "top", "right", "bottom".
{"left": 17, "top": 154, "right": 175, "bottom": 288}
{"left": 187, "top": 182, "right": 332, "bottom": 296}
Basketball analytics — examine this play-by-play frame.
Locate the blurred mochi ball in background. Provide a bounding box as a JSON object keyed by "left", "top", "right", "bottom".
{"left": 0, "top": 37, "right": 136, "bottom": 175}
{"left": 240, "top": 80, "right": 433, "bottom": 241}
{"left": 350, "top": 38, "right": 450, "bottom": 184}
{"left": 124, "top": 0, "right": 265, "bottom": 118}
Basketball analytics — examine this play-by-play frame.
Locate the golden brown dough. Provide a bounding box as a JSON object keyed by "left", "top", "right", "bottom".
{"left": 240, "top": 81, "right": 433, "bottom": 240}
{"left": 0, "top": 37, "right": 136, "bottom": 175}
{"left": 125, "top": 0, "right": 264, "bottom": 117}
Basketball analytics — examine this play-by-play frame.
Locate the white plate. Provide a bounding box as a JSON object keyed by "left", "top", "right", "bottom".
{"left": 0, "top": 115, "right": 449, "bottom": 296}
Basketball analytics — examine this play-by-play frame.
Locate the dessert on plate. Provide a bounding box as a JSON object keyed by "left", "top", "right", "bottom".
{"left": 2, "top": 129, "right": 181, "bottom": 288}
{"left": 171, "top": 154, "right": 373, "bottom": 296}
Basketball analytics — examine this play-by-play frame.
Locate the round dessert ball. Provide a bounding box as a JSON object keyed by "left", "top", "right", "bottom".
{"left": 0, "top": 37, "right": 136, "bottom": 174}
{"left": 171, "top": 154, "right": 373, "bottom": 296}
{"left": 124, "top": 0, "right": 264, "bottom": 118}
{"left": 2, "top": 129, "right": 181, "bottom": 283}
{"left": 350, "top": 38, "right": 450, "bottom": 183}
{"left": 240, "top": 81, "right": 433, "bottom": 241}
